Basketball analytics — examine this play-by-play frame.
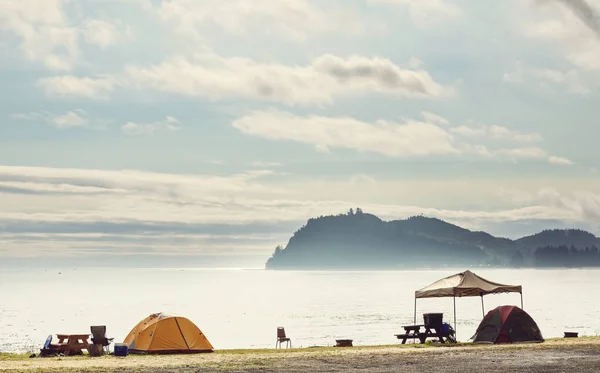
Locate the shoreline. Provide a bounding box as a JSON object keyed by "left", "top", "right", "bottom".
{"left": 2, "top": 337, "right": 600, "bottom": 372}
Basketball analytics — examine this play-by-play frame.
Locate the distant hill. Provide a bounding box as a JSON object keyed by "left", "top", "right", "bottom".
{"left": 516, "top": 229, "right": 600, "bottom": 251}
{"left": 264, "top": 210, "right": 600, "bottom": 270}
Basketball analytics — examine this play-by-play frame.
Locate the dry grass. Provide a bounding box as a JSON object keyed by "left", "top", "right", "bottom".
{"left": 1, "top": 337, "right": 599, "bottom": 372}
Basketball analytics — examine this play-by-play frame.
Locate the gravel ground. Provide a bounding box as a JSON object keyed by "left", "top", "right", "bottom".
{"left": 2, "top": 338, "right": 600, "bottom": 372}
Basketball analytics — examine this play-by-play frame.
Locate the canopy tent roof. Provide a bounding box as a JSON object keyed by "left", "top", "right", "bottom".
{"left": 415, "top": 270, "right": 522, "bottom": 299}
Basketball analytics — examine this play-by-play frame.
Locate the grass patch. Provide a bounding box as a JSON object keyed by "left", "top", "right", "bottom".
{"left": 3, "top": 337, "right": 600, "bottom": 372}
{"left": 0, "top": 353, "right": 32, "bottom": 361}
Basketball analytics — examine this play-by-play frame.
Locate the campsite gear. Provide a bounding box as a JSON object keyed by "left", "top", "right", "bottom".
{"left": 90, "top": 325, "right": 114, "bottom": 354}
{"left": 124, "top": 313, "right": 213, "bottom": 354}
{"left": 39, "top": 335, "right": 56, "bottom": 356}
{"left": 423, "top": 313, "right": 443, "bottom": 328}
{"left": 441, "top": 322, "right": 456, "bottom": 343}
{"left": 472, "top": 305, "right": 543, "bottom": 344}
{"left": 114, "top": 343, "right": 129, "bottom": 357}
{"left": 564, "top": 332, "right": 578, "bottom": 338}
{"left": 395, "top": 324, "right": 449, "bottom": 344}
{"left": 88, "top": 343, "right": 104, "bottom": 357}
{"left": 414, "top": 270, "right": 523, "bottom": 338}
{"left": 276, "top": 327, "right": 292, "bottom": 348}
{"left": 51, "top": 334, "right": 91, "bottom": 356}
{"left": 335, "top": 339, "right": 353, "bottom": 347}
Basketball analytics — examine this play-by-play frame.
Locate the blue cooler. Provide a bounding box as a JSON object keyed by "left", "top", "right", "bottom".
{"left": 114, "top": 343, "right": 128, "bottom": 357}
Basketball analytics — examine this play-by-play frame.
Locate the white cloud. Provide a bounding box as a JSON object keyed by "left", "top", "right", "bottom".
{"left": 369, "top": 0, "right": 461, "bottom": 27}
{"left": 451, "top": 122, "right": 543, "bottom": 142}
{"left": 122, "top": 116, "right": 180, "bottom": 136}
{"left": 151, "top": 0, "right": 363, "bottom": 42}
{"left": 232, "top": 109, "right": 458, "bottom": 157}
{"left": 250, "top": 161, "right": 282, "bottom": 168}
{"left": 532, "top": 1, "right": 600, "bottom": 71}
{"left": 125, "top": 53, "right": 450, "bottom": 105}
{"left": 0, "top": 2, "right": 132, "bottom": 71}
{"left": 233, "top": 110, "right": 565, "bottom": 162}
{"left": 0, "top": 0, "right": 79, "bottom": 71}
{"left": 207, "top": 160, "right": 225, "bottom": 165}
{"left": 510, "top": 1, "right": 600, "bottom": 94}
{"left": 12, "top": 109, "right": 91, "bottom": 130}
{"left": 537, "top": 187, "right": 600, "bottom": 222}
{"left": 421, "top": 111, "right": 450, "bottom": 126}
{"left": 497, "top": 147, "right": 548, "bottom": 160}
{"left": 37, "top": 75, "right": 116, "bottom": 99}
{"left": 503, "top": 62, "right": 592, "bottom": 95}
{"left": 548, "top": 156, "right": 574, "bottom": 166}
{"left": 51, "top": 110, "right": 88, "bottom": 129}
{"left": 82, "top": 19, "right": 123, "bottom": 48}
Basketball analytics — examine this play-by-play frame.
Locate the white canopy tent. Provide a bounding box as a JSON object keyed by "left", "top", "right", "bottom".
{"left": 414, "top": 270, "right": 523, "bottom": 338}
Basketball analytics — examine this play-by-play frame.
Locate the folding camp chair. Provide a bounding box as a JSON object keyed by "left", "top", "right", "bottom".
{"left": 90, "top": 325, "right": 114, "bottom": 353}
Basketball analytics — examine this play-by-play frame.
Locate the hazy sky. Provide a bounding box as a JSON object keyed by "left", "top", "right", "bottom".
{"left": 1, "top": 0, "right": 599, "bottom": 266}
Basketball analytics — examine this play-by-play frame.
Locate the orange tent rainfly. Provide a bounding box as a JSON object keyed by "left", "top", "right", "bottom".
{"left": 124, "top": 313, "right": 214, "bottom": 354}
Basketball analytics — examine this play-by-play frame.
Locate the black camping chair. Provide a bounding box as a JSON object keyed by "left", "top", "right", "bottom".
{"left": 90, "top": 325, "right": 114, "bottom": 353}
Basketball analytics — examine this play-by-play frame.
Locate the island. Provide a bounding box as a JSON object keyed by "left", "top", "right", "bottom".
{"left": 265, "top": 209, "right": 600, "bottom": 270}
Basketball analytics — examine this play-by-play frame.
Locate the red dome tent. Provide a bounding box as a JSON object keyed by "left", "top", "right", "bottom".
{"left": 472, "top": 305, "right": 543, "bottom": 344}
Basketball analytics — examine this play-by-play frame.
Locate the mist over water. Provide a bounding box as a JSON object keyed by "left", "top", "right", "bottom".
{"left": 1, "top": 267, "right": 598, "bottom": 353}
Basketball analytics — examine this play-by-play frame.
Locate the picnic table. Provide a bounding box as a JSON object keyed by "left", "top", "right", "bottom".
{"left": 394, "top": 325, "right": 447, "bottom": 344}
{"left": 50, "top": 334, "right": 91, "bottom": 356}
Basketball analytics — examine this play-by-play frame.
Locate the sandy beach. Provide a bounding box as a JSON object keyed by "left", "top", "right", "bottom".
{"left": 2, "top": 337, "right": 600, "bottom": 372}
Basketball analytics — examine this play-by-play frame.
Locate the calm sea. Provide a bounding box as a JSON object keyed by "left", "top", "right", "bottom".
{"left": 1, "top": 268, "right": 598, "bottom": 352}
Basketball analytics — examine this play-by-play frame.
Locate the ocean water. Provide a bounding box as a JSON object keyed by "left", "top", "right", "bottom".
{"left": 1, "top": 267, "right": 598, "bottom": 353}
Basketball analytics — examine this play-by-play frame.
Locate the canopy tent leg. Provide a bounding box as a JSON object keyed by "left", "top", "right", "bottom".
{"left": 481, "top": 295, "right": 485, "bottom": 317}
{"left": 521, "top": 292, "right": 524, "bottom": 309}
{"left": 413, "top": 297, "right": 417, "bottom": 325}
{"left": 453, "top": 296, "right": 457, "bottom": 340}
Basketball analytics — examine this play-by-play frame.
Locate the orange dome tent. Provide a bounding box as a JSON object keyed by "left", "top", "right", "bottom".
{"left": 124, "top": 313, "right": 213, "bottom": 354}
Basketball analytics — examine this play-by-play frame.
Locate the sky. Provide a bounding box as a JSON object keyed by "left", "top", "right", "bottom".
{"left": 1, "top": 0, "right": 600, "bottom": 267}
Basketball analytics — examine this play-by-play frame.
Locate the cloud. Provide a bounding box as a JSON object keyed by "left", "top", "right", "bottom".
{"left": 503, "top": 62, "right": 592, "bottom": 95}
{"left": 421, "top": 111, "right": 450, "bottom": 126}
{"left": 250, "top": 161, "right": 282, "bottom": 168}
{"left": 514, "top": 0, "right": 600, "bottom": 95}
{"left": 122, "top": 116, "right": 180, "bottom": 136}
{"left": 51, "top": 110, "right": 88, "bottom": 129}
{"left": 82, "top": 19, "right": 125, "bottom": 48}
{"left": 0, "top": 2, "right": 133, "bottom": 71}
{"left": 0, "top": 0, "right": 79, "bottom": 71}
{"left": 548, "top": 156, "right": 574, "bottom": 166}
{"left": 451, "top": 122, "right": 543, "bottom": 142}
{"left": 233, "top": 110, "right": 565, "bottom": 163}
{"left": 497, "top": 147, "right": 547, "bottom": 160}
{"left": 150, "top": 0, "right": 363, "bottom": 42}
{"left": 537, "top": 187, "right": 600, "bottom": 222}
{"left": 312, "top": 55, "right": 448, "bottom": 97}
{"left": 207, "top": 160, "right": 225, "bottom": 165}
{"left": 37, "top": 75, "right": 116, "bottom": 99}
{"left": 12, "top": 109, "right": 92, "bottom": 130}
{"left": 125, "top": 53, "right": 450, "bottom": 105}
{"left": 232, "top": 109, "right": 458, "bottom": 157}
{"left": 369, "top": 0, "right": 461, "bottom": 26}
{"left": 555, "top": 0, "right": 600, "bottom": 38}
